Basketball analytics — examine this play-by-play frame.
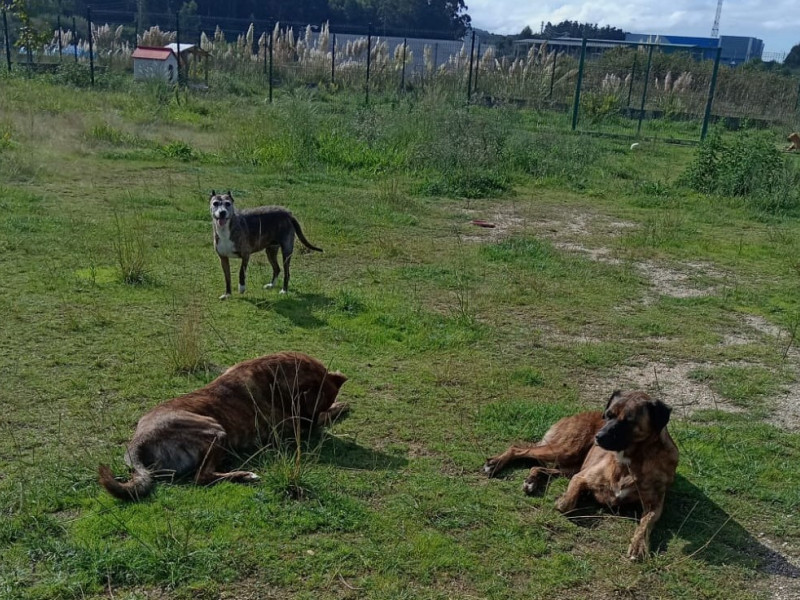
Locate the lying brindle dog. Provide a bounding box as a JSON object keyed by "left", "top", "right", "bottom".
{"left": 99, "top": 352, "right": 348, "bottom": 501}
{"left": 484, "top": 390, "right": 678, "bottom": 560}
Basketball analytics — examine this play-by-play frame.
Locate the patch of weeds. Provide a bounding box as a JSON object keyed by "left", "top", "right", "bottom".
{"left": 0, "top": 120, "right": 16, "bottom": 150}
{"left": 141, "top": 77, "right": 174, "bottom": 109}
{"left": 504, "top": 130, "right": 600, "bottom": 183}
{"left": 623, "top": 211, "right": 690, "bottom": 248}
{"left": 421, "top": 169, "right": 511, "bottom": 199}
{"left": 111, "top": 210, "right": 151, "bottom": 285}
{"left": 160, "top": 140, "right": 196, "bottom": 160}
{"left": 682, "top": 127, "right": 799, "bottom": 216}
{"left": 164, "top": 298, "right": 208, "bottom": 374}
{"left": 333, "top": 289, "right": 366, "bottom": 316}
{"left": 688, "top": 365, "right": 781, "bottom": 408}
{"left": 634, "top": 180, "right": 672, "bottom": 198}
{"left": 581, "top": 91, "right": 622, "bottom": 125}
{"left": 478, "top": 399, "right": 576, "bottom": 442}
{"left": 511, "top": 366, "right": 546, "bottom": 387}
{"left": 376, "top": 177, "right": 411, "bottom": 211}
{"left": 53, "top": 62, "right": 93, "bottom": 87}
{"left": 481, "top": 236, "right": 561, "bottom": 272}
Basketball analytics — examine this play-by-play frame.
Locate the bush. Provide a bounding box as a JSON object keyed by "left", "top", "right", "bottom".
{"left": 683, "top": 127, "right": 800, "bottom": 215}
{"left": 581, "top": 91, "right": 621, "bottom": 124}
{"left": 53, "top": 63, "right": 93, "bottom": 87}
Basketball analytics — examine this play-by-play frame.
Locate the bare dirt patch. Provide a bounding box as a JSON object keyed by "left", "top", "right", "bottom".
{"left": 461, "top": 205, "right": 527, "bottom": 243}
{"left": 755, "top": 534, "right": 800, "bottom": 600}
{"left": 582, "top": 361, "right": 745, "bottom": 417}
{"left": 638, "top": 260, "right": 726, "bottom": 300}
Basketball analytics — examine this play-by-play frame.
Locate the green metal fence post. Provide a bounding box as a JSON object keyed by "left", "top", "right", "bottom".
{"left": 473, "top": 40, "right": 480, "bottom": 96}
{"left": 268, "top": 31, "right": 273, "bottom": 103}
{"left": 331, "top": 32, "right": 336, "bottom": 85}
{"left": 571, "top": 38, "right": 587, "bottom": 131}
{"left": 175, "top": 11, "right": 180, "bottom": 87}
{"left": 636, "top": 44, "right": 654, "bottom": 136}
{"left": 72, "top": 16, "right": 78, "bottom": 63}
{"left": 467, "top": 29, "right": 475, "bottom": 102}
{"left": 365, "top": 22, "right": 372, "bottom": 105}
{"left": 57, "top": 12, "right": 62, "bottom": 61}
{"left": 701, "top": 45, "right": 722, "bottom": 140}
{"left": 262, "top": 30, "right": 267, "bottom": 75}
{"left": 2, "top": 7, "right": 11, "bottom": 73}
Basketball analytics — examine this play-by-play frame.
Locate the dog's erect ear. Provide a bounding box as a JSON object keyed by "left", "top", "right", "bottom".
{"left": 648, "top": 399, "right": 672, "bottom": 433}
{"left": 227, "top": 190, "right": 234, "bottom": 202}
{"left": 605, "top": 390, "right": 623, "bottom": 411}
{"left": 210, "top": 190, "right": 216, "bottom": 197}
{"left": 328, "top": 371, "right": 348, "bottom": 389}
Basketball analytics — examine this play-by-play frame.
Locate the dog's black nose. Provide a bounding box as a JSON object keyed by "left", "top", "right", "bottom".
{"left": 218, "top": 211, "right": 227, "bottom": 218}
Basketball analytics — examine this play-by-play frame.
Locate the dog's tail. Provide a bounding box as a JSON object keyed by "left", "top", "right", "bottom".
{"left": 290, "top": 216, "right": 323, "bottom": 252}
{"left": 98, "top": 462, "right": 154, "bottom": 501}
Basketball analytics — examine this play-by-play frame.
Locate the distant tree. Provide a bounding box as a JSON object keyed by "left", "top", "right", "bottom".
{"left": 541, "top": 20, "right": 625, "bottom": 40}
{"left": 786, "top": 43, "right": 800, "bottom": 68}
{"left": 519, "top": 25, "right": 532, "bottom": 38}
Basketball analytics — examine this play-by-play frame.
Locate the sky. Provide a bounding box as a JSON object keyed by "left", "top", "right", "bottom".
{"left": 467, "top": 1, "right": 799, "bottom": 56}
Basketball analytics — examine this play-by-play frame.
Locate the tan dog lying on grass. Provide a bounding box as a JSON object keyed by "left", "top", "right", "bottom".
{"left": 484, "top": 390, "right": 678, "bottom": 560}
{"left": 99, "top": 352, "right": 348, "bottom": 501}
{"left": 787, "top": 132, "right": 800, "bottom": 152}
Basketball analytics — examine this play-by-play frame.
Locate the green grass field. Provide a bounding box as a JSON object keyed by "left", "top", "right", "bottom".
{"left": 1, "top": 73, "right": 799, "bottom": 600}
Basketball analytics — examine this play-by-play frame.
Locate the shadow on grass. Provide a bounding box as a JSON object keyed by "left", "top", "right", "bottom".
{"left": 490, "top": 458, "right": 798, "bottom": 580}
{"left": 655, "top": 474, "right": 800, "bottom": 579}
{"left": 242, "top": 292, "right": 331, "bottom": 328}
{"left": 316, "top": 435, "right": 408, "bottom": 471}
{"left": 558, "top": 474, "right": 798, "bottom": 579}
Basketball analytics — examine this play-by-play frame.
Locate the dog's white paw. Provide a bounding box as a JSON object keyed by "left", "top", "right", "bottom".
{"left": 263, "top": 282, "right": 275, "bottom": 289}
{"left": 279, "top": 289, "right": 287, "bottom": 295}
{"left": 522, "top": 480, "right": 537, "bottom": 495}
{"left": 238, "top": 284, "right": 246, "bottom": 294}
{"left": 219, "top": 293, "right": 231, "bottom": 301}
{"left": 243, "top": 472, "right": 260, "bottom": 482}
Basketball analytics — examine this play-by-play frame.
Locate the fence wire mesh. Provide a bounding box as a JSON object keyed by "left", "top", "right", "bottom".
{"left": 2, "top": 6, "right": 799, "bottom": 142}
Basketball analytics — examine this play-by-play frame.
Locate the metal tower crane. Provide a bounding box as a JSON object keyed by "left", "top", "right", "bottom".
{"left": 711, "top": 0, "right": 723, "bottom": 38}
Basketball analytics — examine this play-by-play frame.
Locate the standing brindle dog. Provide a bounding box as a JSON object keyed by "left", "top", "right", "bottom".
{"left": 210, "top": 191, "right": 323, "bottom": 299}
{"left": 484, "top": 390, "right": 678, "bottom": 560}
{"left": 98, "top": 352, "right": 348, "bottom": 501}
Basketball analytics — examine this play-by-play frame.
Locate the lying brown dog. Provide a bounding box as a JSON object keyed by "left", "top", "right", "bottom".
{"left": 99, "top": 352, "right": 348, "bottom": 501}
{"left": 484, "top": 390, "right": 678, "bottom": 560}
{"left": 787, "top": 132, "right": 800, "bottom": 152}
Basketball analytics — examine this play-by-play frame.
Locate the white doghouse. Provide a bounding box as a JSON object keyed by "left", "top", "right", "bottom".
{"left": 132, "top": 46, "right": 179, "bottom": 84}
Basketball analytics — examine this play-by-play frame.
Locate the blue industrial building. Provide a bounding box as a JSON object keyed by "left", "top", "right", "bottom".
{"left": 625, "top": 33, "right": 764, "bottom": 66}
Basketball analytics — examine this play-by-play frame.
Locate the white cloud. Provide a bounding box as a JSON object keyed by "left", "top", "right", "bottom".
{"left": 466, "top": 1, "right": 799, "bottom": 53}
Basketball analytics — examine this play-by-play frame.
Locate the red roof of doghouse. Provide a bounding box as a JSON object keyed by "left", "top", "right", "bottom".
{"left": 132, "top": 46, "right": 175, "bottom": 60}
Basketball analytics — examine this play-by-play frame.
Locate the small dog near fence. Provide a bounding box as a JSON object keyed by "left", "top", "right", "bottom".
{"left": 98, "top": 351, "right": 348, "bottom": 501}
{"left": 210, "top": 191, "right": 323, "bottom": 299}
{"left": 484, "top": 390, "right": 678, "bottom": 560}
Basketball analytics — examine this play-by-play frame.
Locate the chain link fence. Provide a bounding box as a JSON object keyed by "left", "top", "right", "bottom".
{"left": 2, "top": 5, "right": 799, "bottom": 142}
